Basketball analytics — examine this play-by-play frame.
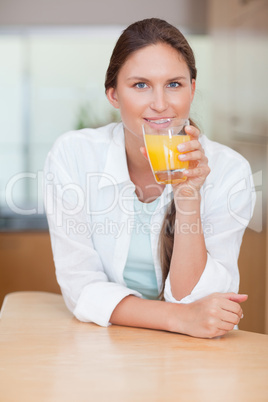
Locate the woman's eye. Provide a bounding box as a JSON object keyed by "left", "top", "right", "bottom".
{"left": 135, "top": 82, "right": 148, "bottom": 89}
{"left": 168, "top": 82, "right": 180, "bottom": 88}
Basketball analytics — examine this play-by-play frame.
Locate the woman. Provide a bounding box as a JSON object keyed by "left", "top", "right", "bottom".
{"left": 44, "top": 18, "right": 255, "bottom": 338}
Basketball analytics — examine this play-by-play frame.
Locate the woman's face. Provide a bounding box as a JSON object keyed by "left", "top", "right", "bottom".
{"left": 106, "top": 42, "right": 195, "bottom": 142}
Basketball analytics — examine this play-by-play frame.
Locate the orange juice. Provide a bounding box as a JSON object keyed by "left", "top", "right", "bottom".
{"left": 144, "top": 134, "right": 190, "bottom": 184}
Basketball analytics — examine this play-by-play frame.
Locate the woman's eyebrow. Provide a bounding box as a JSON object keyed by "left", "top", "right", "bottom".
{"left": 126, "top": 76, "right": 149, "bottom": 81}
{"left": 126, "top": 75, "right": 188, "bottom": 81}
{"left": 166, "top": 76, "right": 187, "bottom": 81}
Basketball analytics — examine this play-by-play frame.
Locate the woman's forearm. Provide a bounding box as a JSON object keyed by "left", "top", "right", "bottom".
{"left": 169, "top": 195, "right": 207, "bottom": 300}
{"left": 109, "top": 293, "right": 246, "bottom": 339}
{"left": 109, "top": 295, "right": 181, "bottom": 332}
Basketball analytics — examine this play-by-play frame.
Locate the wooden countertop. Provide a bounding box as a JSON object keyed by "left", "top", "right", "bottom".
{"left": 1, "top": 291, "right": 268, "bottom": 401}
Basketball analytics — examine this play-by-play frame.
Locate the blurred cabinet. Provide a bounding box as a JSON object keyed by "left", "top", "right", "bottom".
{"left": 0, "top": 232, "right": 60, "bottom": 308}
{"left": 209, "top": 0, "right": 268, "bottom": 143}
{"left": 208, "top": 0, "right": 268, "bottom": 333}
{"left": 209, "top": 0, "right": 268, "bottom": 29}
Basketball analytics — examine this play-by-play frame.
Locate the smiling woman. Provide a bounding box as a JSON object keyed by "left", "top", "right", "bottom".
{"left": 106, "top": 43, "right": 195, "bottom": 141}
{"left": 44, "top": 18, "right": 255, "bottom": 339}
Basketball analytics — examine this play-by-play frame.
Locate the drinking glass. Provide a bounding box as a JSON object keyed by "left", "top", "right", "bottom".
{"left": 142, "top": 118, "right": 190, "bottom": 184}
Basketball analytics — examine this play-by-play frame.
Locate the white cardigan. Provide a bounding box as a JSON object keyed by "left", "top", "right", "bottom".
{"left": 43, "top": 122, "right": 255, "bottom": 326}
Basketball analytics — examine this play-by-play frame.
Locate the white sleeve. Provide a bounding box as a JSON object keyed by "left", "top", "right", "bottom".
{"left": 164, "top": 162, "right": 256, "bottom": 303}
{"left": 44, "top": 151, "right": 141, "bottom": 327}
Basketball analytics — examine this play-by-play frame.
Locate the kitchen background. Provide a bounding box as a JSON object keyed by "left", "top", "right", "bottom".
{"left": 0, "top": 0, "right": 267, "bottom": 333}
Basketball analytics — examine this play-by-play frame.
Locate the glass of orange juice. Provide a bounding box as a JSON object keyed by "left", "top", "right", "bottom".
{"left": 142, "top": 118, "right": 190, "bottom": 184}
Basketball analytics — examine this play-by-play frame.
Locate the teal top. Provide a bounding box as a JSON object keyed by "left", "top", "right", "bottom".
{"left": 123, "top": 194, "right": 160, "bottom": 300}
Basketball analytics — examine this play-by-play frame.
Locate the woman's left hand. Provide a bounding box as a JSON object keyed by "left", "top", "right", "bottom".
{"left": 175, "top": 124, "right": 210, "bottom": 194}
{"left": 140, "top": 124, "right": 210, "bottom": 195}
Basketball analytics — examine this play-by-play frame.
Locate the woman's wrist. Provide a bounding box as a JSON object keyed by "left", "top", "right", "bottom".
{"left": 173, "top": 191, "right": 202, "bottom": 222}
{"left": 165, "top": 302, "right": 188, "bottom": 334}
{"left": 173, "top": 185, "right": 201, "bottom": 209}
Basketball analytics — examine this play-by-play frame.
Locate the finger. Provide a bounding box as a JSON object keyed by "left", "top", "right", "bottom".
{"left": 184, "top": 165, "right": 211, "bottom": 178}
{"left": 185, "top": 125, "right": 200, "bottom": 139}
{"left": 179, "top": 150, "right": 206, "bottom": 162}
{"left": 228, "top": 294, "right": 248, "bottom": 303}
{"left": 177, "top": 139, "right": 203, "bottom": 153}
{"left": 220, "top": 299, "right": 243, "bottom": 318}
{"left": 220, "top": 309, "right": 241, "bottom": 326}
{"left": 222, "top": 293, "right": 248, "bottom": 303}
{"left": 217, "top": 320, "right": 236, "bottom": 332}
{"left": 140, "top": 146, "right": 148, "bottom": 160}
{"left": 207, "top": 328, "right": 229, "bottom": 338}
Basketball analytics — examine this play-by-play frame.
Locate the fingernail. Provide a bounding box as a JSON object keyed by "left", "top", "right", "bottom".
{"left": 241, "top": 314, "right": 244, "bottom": 319}
{"left": 178, "top": 144, "right": 185, "bottom": 151}
{"left": 179, "top": 154, "right": 186, "bottom": 160}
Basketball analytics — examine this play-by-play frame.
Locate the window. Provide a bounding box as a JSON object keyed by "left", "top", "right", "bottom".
{"left": 0, "top": 27, "right": 211, "bottom": 229}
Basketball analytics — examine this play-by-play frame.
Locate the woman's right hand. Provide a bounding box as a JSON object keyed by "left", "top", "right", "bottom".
{"left": 170, "top": 293, "right": 248, "bottom": 339}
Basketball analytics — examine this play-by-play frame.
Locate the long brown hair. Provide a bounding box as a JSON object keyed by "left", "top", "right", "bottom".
{"left": 105, "top": 18, "right": 198, "bottom": 299}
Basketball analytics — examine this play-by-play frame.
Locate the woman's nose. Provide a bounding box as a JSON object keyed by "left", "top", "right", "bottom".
{"left": 150, "top": 89, "right": 168, "bottom": 112}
